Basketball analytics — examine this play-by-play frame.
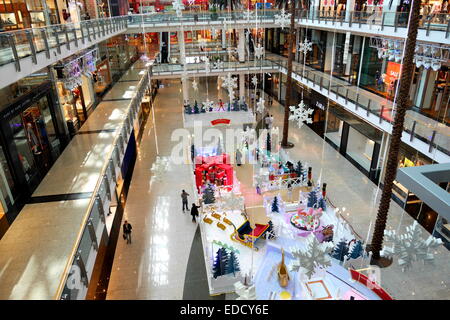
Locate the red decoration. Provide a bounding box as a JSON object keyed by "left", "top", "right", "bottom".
{"left": 194, "top": 154, "right": 233, "bottom": 191}
{"left": 349, "top": 269, "right": 394, "bottom": 300}
{"left": 211, "top": 119, "right": 231, "bottom": 126}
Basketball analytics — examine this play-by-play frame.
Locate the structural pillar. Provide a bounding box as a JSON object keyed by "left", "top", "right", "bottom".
{"left": 178, "top": 28, "right": 186, "bottom": 65}
{"left": 345, "top": 0, "right": 355, "bottom": 21}
{"left": 237, "top": 29, "right": 245, "bottom": 63}
{"left": 222, "top": 28, "right": 226, "bottom": 49}
{"left": 239, "top": 74, "right": 245, "bottom": 99}
{"left": 182, "top": 78, "right": 189, "bottom": 103}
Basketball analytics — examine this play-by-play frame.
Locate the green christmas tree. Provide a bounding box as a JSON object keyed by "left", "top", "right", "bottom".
{"left": 203, "top": 184, "right": 216, "bottom": 204}
{"left": 266, "top": 132, "right": 271, "bottom": 153}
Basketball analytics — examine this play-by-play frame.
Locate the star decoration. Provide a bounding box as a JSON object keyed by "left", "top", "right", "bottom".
{"left": 298, "top": 38, "right": 313, "bottom": 54}
{"left": 192, "top": 79, "right": 198, "bottom": 91}
{"left": 150, "top": 156, "right": 170, "bottom": 182}
{"left": 251, "top": 75, "right": 258, "bottom": 88}
{"left": 254, "top": 44, "right": 265, "bottom": 59}
{"left": 274, "top": 8, "right": 291, "bottom": 30}
{"left": 171, "top": 0, "right": 185, "bottom": 17}
{"left": 256, "top": 97, "right": 265, "bottom": 114}
{"left": 380, "top": 221, "right": 443, "bottom": 272}
{"left": 289, "top": 100, "right": 313, "bottom": 128}
{"left": 234, "top": 281, "right": 256, "bottom": 300}
{"left": 290, "top": 234, "right": 334, "bottom": 279}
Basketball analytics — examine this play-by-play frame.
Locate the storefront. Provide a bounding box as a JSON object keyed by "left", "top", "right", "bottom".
{"left": 54, "top": 50, "right": 97, "bottom": 136}
{"left": 0, "top": 0, "right": 60, "bottom": 30}
{"left": 0, "top": 81, "right": 65, "bottom": 219}
{"left": 93, "top": 57, "right": 112, "bottom": 97}
{"left": 305, "top": 29, "right": 327, "bottom": 72}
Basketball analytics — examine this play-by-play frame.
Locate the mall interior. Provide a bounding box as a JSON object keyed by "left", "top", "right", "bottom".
{"left": 0, "top": 0, "right": 448, "bottom": 301}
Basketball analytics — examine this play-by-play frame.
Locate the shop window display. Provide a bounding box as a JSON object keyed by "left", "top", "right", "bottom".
{"left": 346, "top": 126, "right": 375, "bottom": 172}
{"left": 324, "top": 112, "right": 343, "bottom": 148}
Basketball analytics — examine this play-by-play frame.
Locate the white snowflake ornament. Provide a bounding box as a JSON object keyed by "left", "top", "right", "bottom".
{"left": 150, "top": 156, "right": 170, "bottom": 181}
{"left": 289, "top": 100, "right": 313, "bottom": 128}
{"left": 254, "top": 44, "right": 265, "bottom": 59}
{"left": 290, "top": 234, "right": 334, "bottom": 279}
{"left": 203, "top": 99, "right": 214, "bottom": 111}
{"left": 171, "top": 0, "right": 185, "bottom": 17}
{"left": 274, "top": 8, "right": 291, "bottom": 30}
{"left": 213, "top": 60, "right": 224, "bottom": 69}
{"left": 256, "top": 97, "right": 265, "bottom": 114}
{"left": 243, "top": 10, "right": 254, "bottom": 21}
{"left": 298, "top": 38, "right": 313, "bottom": 54}
{"left": 381, "top": 221, "right": 443, "bottom": 272}
{"left": 251, "top": 75, "right": 258, "bottom": 88}
{"left": 192, "top": 79, "right": 198, "bottom": 91}
{"left": 221, "top": 73, "right": 238, "bottom": 100}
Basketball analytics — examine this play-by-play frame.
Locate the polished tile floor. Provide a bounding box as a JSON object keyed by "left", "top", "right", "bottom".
{"left": 107, "top": 77, "right": 450, "bottom": 300}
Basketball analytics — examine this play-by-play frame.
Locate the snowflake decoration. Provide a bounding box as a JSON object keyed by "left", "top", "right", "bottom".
{"left": 298, "top": 38, "right": 313, "bottom": 54}
{"left": 289, "top": 100, "right": 313, "bottom": 128}
{"left": 203, "top": 99, "right": 214, "bottom": 111}
{"left": 220, "top": 192, "right": 245, "bottom": 211}
{"left": 242, "top": 10, "right": 254, "bottom": 21}
{"left": 221, "top": 73, "right": 237, "bottom": 100}
{"left": 380, "top": 221, "right": 443, "bottom": 272}
{"left": 213, "top": 60, "right": 224, "bottom": 69}
{"left": 187, "top": 0, "right": 195, "bottom": 5}
{"left": 274, "top": 8, "right": 291, "bottom": 30}
{"left": 192, "top": 79, "right": 198, "bottom": 91}
{"left": 251, "top": 75, "right": 258, "bottom": 88}
{"left": 290, "top": 234, "right": 334, "bottom": 279}
{"left": 150, "top": 156, "right": 170, "bottom": 181}
{"left": 171, "top": 0, "right": 185, "bottom": 17}
{"left": 204, "top": 57, "right": 211, "bottom": 73}
{"left": 234, "top": 281, "right": 256, "bottom": 300}
{"left": 254, "top": 44, "right": 265, "bottom": 59}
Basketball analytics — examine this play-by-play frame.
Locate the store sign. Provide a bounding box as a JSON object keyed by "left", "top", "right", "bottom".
{"left": 385, "top": 62, "right": 401, "bottom": 85}
{"left": 211, "top": 119, "right": 231, "bottom": 126}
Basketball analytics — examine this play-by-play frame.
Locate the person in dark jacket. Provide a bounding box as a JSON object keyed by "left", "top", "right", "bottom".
{"left": 191, "top": 203, "right": 200, "bottom": 223}
{"left": 123, "top": 220, "right": 133, "bottom": 244}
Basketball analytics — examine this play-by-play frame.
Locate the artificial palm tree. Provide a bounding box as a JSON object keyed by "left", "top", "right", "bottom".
{"left": 369, "top": 0, "right": 421, "bottom": 266}
{"left": 276, "top": 0, "right": 297, "bottom": 148}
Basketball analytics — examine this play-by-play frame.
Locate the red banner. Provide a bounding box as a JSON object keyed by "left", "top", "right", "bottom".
{"left": 211, "top": 119, "right": 231, "bottom": 126}
{"left": 349, "top": 269, "right": 394, "bottom": 300}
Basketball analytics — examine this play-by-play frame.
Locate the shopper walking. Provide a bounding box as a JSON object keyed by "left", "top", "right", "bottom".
{"left": 191, "top": 203, "right": 200, "bottom": 222}
{"left": 181, "top": 190, "right": 190, "bottom": 212}
{"left": 123, "top": 220, "right": 133, "bottom": 244}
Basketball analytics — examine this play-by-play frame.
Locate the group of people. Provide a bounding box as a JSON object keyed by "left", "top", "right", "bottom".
{"left": 181, "top": 190, "right": 201, "bottom": 222}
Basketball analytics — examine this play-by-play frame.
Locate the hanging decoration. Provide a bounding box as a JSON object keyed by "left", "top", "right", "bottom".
{"left": 242, "top": 10, "right": 255, "bottom": 21}
{"left": 289, "top": 101, "right": 314, "bottom": 129}
{"left": 251, "top": 75, "right": 258, "bottom": 88}
{"left": 192, "top": 79, "right": 198, "bottom": 91}
{"left": 213, "top": 59, "right": 224, "bottom": 69}
{"left": 204, "top": 57, "right": 211, "bottom": 73}
{"left": 254, "top": 43, "right": 265, "bottom": 59}
{"left": 274, "top": 8, "right": 291, "bottom": 30}
{"left": 63, "top": 60, "right": 83, "bottom": 90}
{"left": 290, "top": 234, "right": 334, "bottom": 279}
{"left": 221, "top": 73, "right": 238, "bottom": 101}
{"left": 380, "top": 221, "right": 443, "bottom": 272}
{"left": 172, "top": 0, "right": 185, "bottom": 17}
{"left": 256, "top": 97, "right": 265, "bottom": 114}
{"left": 298, "top": 38, "right": 313, "bottom": 55}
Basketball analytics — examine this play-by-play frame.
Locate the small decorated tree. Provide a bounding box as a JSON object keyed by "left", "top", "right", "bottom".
{"left": 200, "top": 103, "right": 206, "bottom": 113}
{"left": 203, "top": 184, "right": 216, "bottom": 204}
{"left": 212, "top": 247, "right": 229, "bottom": 279}
{"left": 193, "top": 100, "right": 200, "bottom": 114}
{"left": 266, "top": 132, "right": 271, "bottom": 153}
{"left": 271, "top": 196, "right": 279, "bottom": 213}
{"left": 331, "top": 239, "right": 349, "bottom": 263}
{"left": 307, "top": 190, "right": 318, "bottom": 208}
{"left": 317, "top": 196, "right": 327, "bottom": 211}
{"left": 224, "top": 251, "right": 241, "bottom": 276}
{"left": 295, "top": 161, "right": 303, "bottom": 178}
{"left": 266, "top": 220, "right": 276, "bottom": 240}
{"left": 348, "top": 240, "right": 365, "bottom": 260}
{"left": 185, "top": 104, "right": 192, "bottom": 114}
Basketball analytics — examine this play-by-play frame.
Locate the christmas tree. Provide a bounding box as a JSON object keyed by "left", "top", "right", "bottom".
{"left": 227, "top": 102, "right": 231, "bottom": 112}
{"left": 200, "top": 103, "right": 206, "bottom": 113}
{"left": 307, "top": 190, "right": 318, "bottom": 208}
{"left": 266, "top": 132, "right": 271, "bottom": 153}
{"left": 185, "top": 104, "right": 192, "bottom": 114}
{"left": 224, "top": 251, "right": 240, "bottom": 276}
{"left": 348, "top": 240, "right": 364, "bottom": 260}
{"left": 331, "top": 239, "right": 349, "bottom": 262}
{"left": 295, "top": 161, "right": 303, "bottom": 178}
{"left": 271, "top": 196, "right": 279, "bottom": 213}
{"left": 266, "top": 220, "right": 276, "bottom": 240}
{"left": 212, "top": 247, "right": 229, "bottom": 279}
{"left": 241, "top": 101, "right": 248, "bottom": 111}
{"left": 193, "top": 100, "right": 199, "bottom": 114}
{"left": 317, "top": 197, "right": 327, "bottom": 211}
{"left": 203, "top": 184, "right": 216, "bottom": 204}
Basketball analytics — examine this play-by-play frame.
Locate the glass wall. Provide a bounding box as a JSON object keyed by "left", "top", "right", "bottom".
{"left": 325, "top": 112, "right": 343, "bottom": 148}
{"left": 346, "top": 126, "right": 375, "bottom": 172}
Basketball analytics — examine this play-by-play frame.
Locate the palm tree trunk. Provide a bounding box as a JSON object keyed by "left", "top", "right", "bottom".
{"left": 370, "top": 0, "right": 421, "bottom": 262}
{"left": 281, "top": 1, "right": 296, "bottom": 148}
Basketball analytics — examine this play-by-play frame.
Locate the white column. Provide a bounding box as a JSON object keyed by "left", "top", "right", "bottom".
{"left": 295, "top": 28, "right": 300, "bottom": 61}
{"left": 178, "top": 29, "right": 186, "bottom": 65}
{"left": 222, "top": 28, "right": 227, "bottom": 49}
{"left": 182, "top": 78, "right": 189, "bottom": 103}
{"left": 238, "top": 29, "right": 245, "bottom": 62}
{"left": 324, "top": 33, "right": 334, "bottom": 72}
{"left": 239, "top": 74, "right": 245, "bottom": 99}
{"left": 345, "top": 0, "right": 355, "bottom": 21}
{"left": 383, "top": 0, "right": 401, "bottom": 25}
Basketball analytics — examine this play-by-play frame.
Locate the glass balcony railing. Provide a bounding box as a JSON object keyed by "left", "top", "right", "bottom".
{"left": 0, "top": 16, "right": 127, "bottom": 70}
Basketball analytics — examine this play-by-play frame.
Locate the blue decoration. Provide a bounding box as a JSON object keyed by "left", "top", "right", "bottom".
{"left": 212, "top": 247, "right": 229, "bottom": 279}
{"left": 271, "top": 196, "right": 279, "bottom": 213}
{"left": 331, "top": 240, "right": 349, "bottom": 262}
{"left": 224, "top": 251, "right": 240, "bottom": 276}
